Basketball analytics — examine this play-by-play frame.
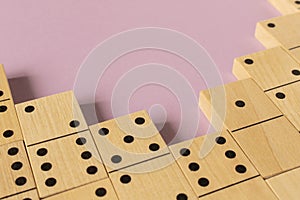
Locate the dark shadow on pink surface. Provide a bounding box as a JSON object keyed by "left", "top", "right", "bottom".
{"left": 80, "top": 103, "right": 101, "bottom": 126}
{"left": 158, "top": 122, "right": 177, "bottom": 145}
{"left": 8, "top": 77, "right": 35, "bottom": 104}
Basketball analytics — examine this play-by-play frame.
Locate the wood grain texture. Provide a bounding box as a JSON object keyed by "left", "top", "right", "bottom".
{"left": 289, "top": 46, "right": 300, "bottom": 62}
{"left": 233, "top": 116, "right": 300, "bottom": 178}
{"left": 169, "top": 130, "right": 258, "bottom": 197}
{"left": 109, "top": 154, "right": 198, "bottom": 200}
{"left": 266, "top": 81, "right": 300, "bottom": 131}
{"left": 200, "top": 177, "right": 278, "bottom": 200}
{"left": 89, "top": 110, "right": 169, "bottom": 172}
{"left": 0, "top": 100, "right": 23, "bottom": 145}
{"left": 45, "top": 179, "right": 118, "bottom": 200}
{"left": 256, "top": 12, "right": 300, "bottom": 63}
{"left": 16, "top": 91, "right": 88, "bottom": 146}
{"left": 26, "top": 131, "right": 107, "bottom": 198}
{"left": 0, "top": 64, "right": 13, "bottom": 101}
{"left": 199, "top": 79, "right": 282, "bottom": 131}
{"left": 0, "top": 141, "right": 35, "bottom": 199}
{"left": 233, "top": 46, "right": 300, "bottom": 91}
{"left": 3, "top": 189, "right": 39, "bottom": 200}
{"left": 268, "top": 0, "right": 300, "bottom": 14}
{"left": 266, "top": 167, "right": 300, "bottom": 200}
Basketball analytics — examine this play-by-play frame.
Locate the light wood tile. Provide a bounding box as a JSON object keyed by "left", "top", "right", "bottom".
{"left": 199, "top": 79, "right": 282, "bottom": 131}
{"left": 0, "top": 141, "right": 35, "bottom": 198}
{"left": 233, "top": 116, "right": 300, "bottom": 178}
{"left": 266, "top": 81, "right": 300, "bottom": 131}
{"left": 89, "top": 110, "right": 169, "bottom": 172}
{"left": 268, "top": 0, "right": 300, "bottom": 14}
{"left": 267, "top": 167, "right": 300, "bottom": 200}
{"left": 169, "top": 130, "right": 258, "bottom": 196}
{"left": 0, "top": 100, "right": 23, "bottom": 145}
{"left": 27, "top": 131, "right": 107, "bottom": 198}
{"left": 0, "top": 64, "right": 13, "bottom": 101}
{"left": 200, "top": 177, "right": 277, "bottom": 200}
{"left": 3, "top": 189, "right": 39, "bottom": 200}
{"left": 109, "top": 154, "right": 198, "bottom": 200}
{"left": 256, "top": 12, "right": 300, "bottom": 62}
{"left": 16, "top": 91, "right": 88, "bottom": 146}
{"left": 233, "top": 46, "right": 300, "bottom": 91}
{"left": 45, "top": 179, "right": 118, "bottom": 200}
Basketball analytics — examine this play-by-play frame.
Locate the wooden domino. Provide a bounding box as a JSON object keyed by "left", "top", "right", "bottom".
{"left": 233, "top": 46, "right": 300, "bottom": 91}
{"left": 232, "top": 116, "right": 300, "bottom": 178}
{"left": 4, "top": 1, "right": 300, "bottom": 198}
{"left": 266, "top": 167, "right": 300, "bottom": 200}
{"left": 268, "top": 0, "right": 300, "bottom": 14}
{"left": 0, "top": 141, "right": 35, "bottom": 199}
{"left": 89, "top": 110, "right": 169, "bottom": 172}
{"left": 109, "top": 154, "right": 198, "bottom": 200}
{"left": 16, "top": 91, "right": 88, "bottom": 146}
{"left": 26, "top": 131, "right": 107, "bottom": 198}
{"left": 3, "top": 189, "right": 39, "bottom": 200}
{"left": 199, "top": 78, "right": 282, "bottom": 131}
{"left": 169, "top": 130, "right": 258, "bottom": 197}
{"left": 256, "top": 12, "right": 300, "bottom": 61}
{"left": 266, "top": 81, "right": 300, "bottom": 131}
{"left": 199, "top": 177, "right": 278, "bottom": 200}
{"left": 0, "top": 64, "right": 13, "bottom": 101}
{"left": 44, "top": 179, "right": 118, "bottom": 200}
{"left": 0, "top": 100, "right": 23, "bottom": 145}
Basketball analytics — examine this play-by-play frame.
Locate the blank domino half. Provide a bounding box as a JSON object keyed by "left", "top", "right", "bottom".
{"left": 266, "top": 167, "right": 300, "bottom": 200}
{"left": 232, "top": 116, "right": 300, "bottom": 178}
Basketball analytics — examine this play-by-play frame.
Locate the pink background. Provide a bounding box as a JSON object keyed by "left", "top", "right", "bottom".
{"left": 0, "top": 1, "right": 280, "bottom": 144}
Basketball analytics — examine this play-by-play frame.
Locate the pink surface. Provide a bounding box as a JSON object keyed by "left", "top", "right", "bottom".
{"left": 0, "top": 1, "right": 280, "bottom": 144}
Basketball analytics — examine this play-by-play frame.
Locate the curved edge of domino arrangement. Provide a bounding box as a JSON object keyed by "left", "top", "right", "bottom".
{"left": 0, "top": 2, "right": 300, "bottom": 199}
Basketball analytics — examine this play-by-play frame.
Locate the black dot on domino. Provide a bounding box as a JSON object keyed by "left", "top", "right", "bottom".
{"left": 135, "top": 117, "right": 145, "bottom": 125}
{"left": 111, "top": 155, "right": 122, "bottom": 163}
{"left": 8, "top": 147, "right": 19, "bottom": 156}
{"left": 176, "top": 193, "right": 188, "bottom": 200}
{"left": 235, "top": 100, "right": 245, "bottom": 107}
{"left": 24, "top": 105, "right": 35, "bottom": 113}
{"left": 95, "top": 187, "right": 107, "bottom": 197}
{"left": 198, "top": 177, "right": 209, "bottom": 187}
{"left": 0, "top": 105, "right": 7, "bottom": 112}
{"left": 179, "top": 148, "right": 190, "bottom": 156}
{"left": 3, "top": 130, "right": 14, "bottom": 138}
{"left": 15, "top": 177, "right": 27, "bottom": 186}
{"left": 120, "top": 175, "right": 131, "bottom": 184}
{"left": 45, "top": 178, "right": 57, "bottom": 187}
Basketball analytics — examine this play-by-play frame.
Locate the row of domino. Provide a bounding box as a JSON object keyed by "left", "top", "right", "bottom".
{"left": 200, "top": 2, "right": 300, "bottom": 199}
{"left": 0, "top": 2, "right": 300, "bottom": 200}
{"left": 0, "top": 65, "right": 260, "bottom": 200}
